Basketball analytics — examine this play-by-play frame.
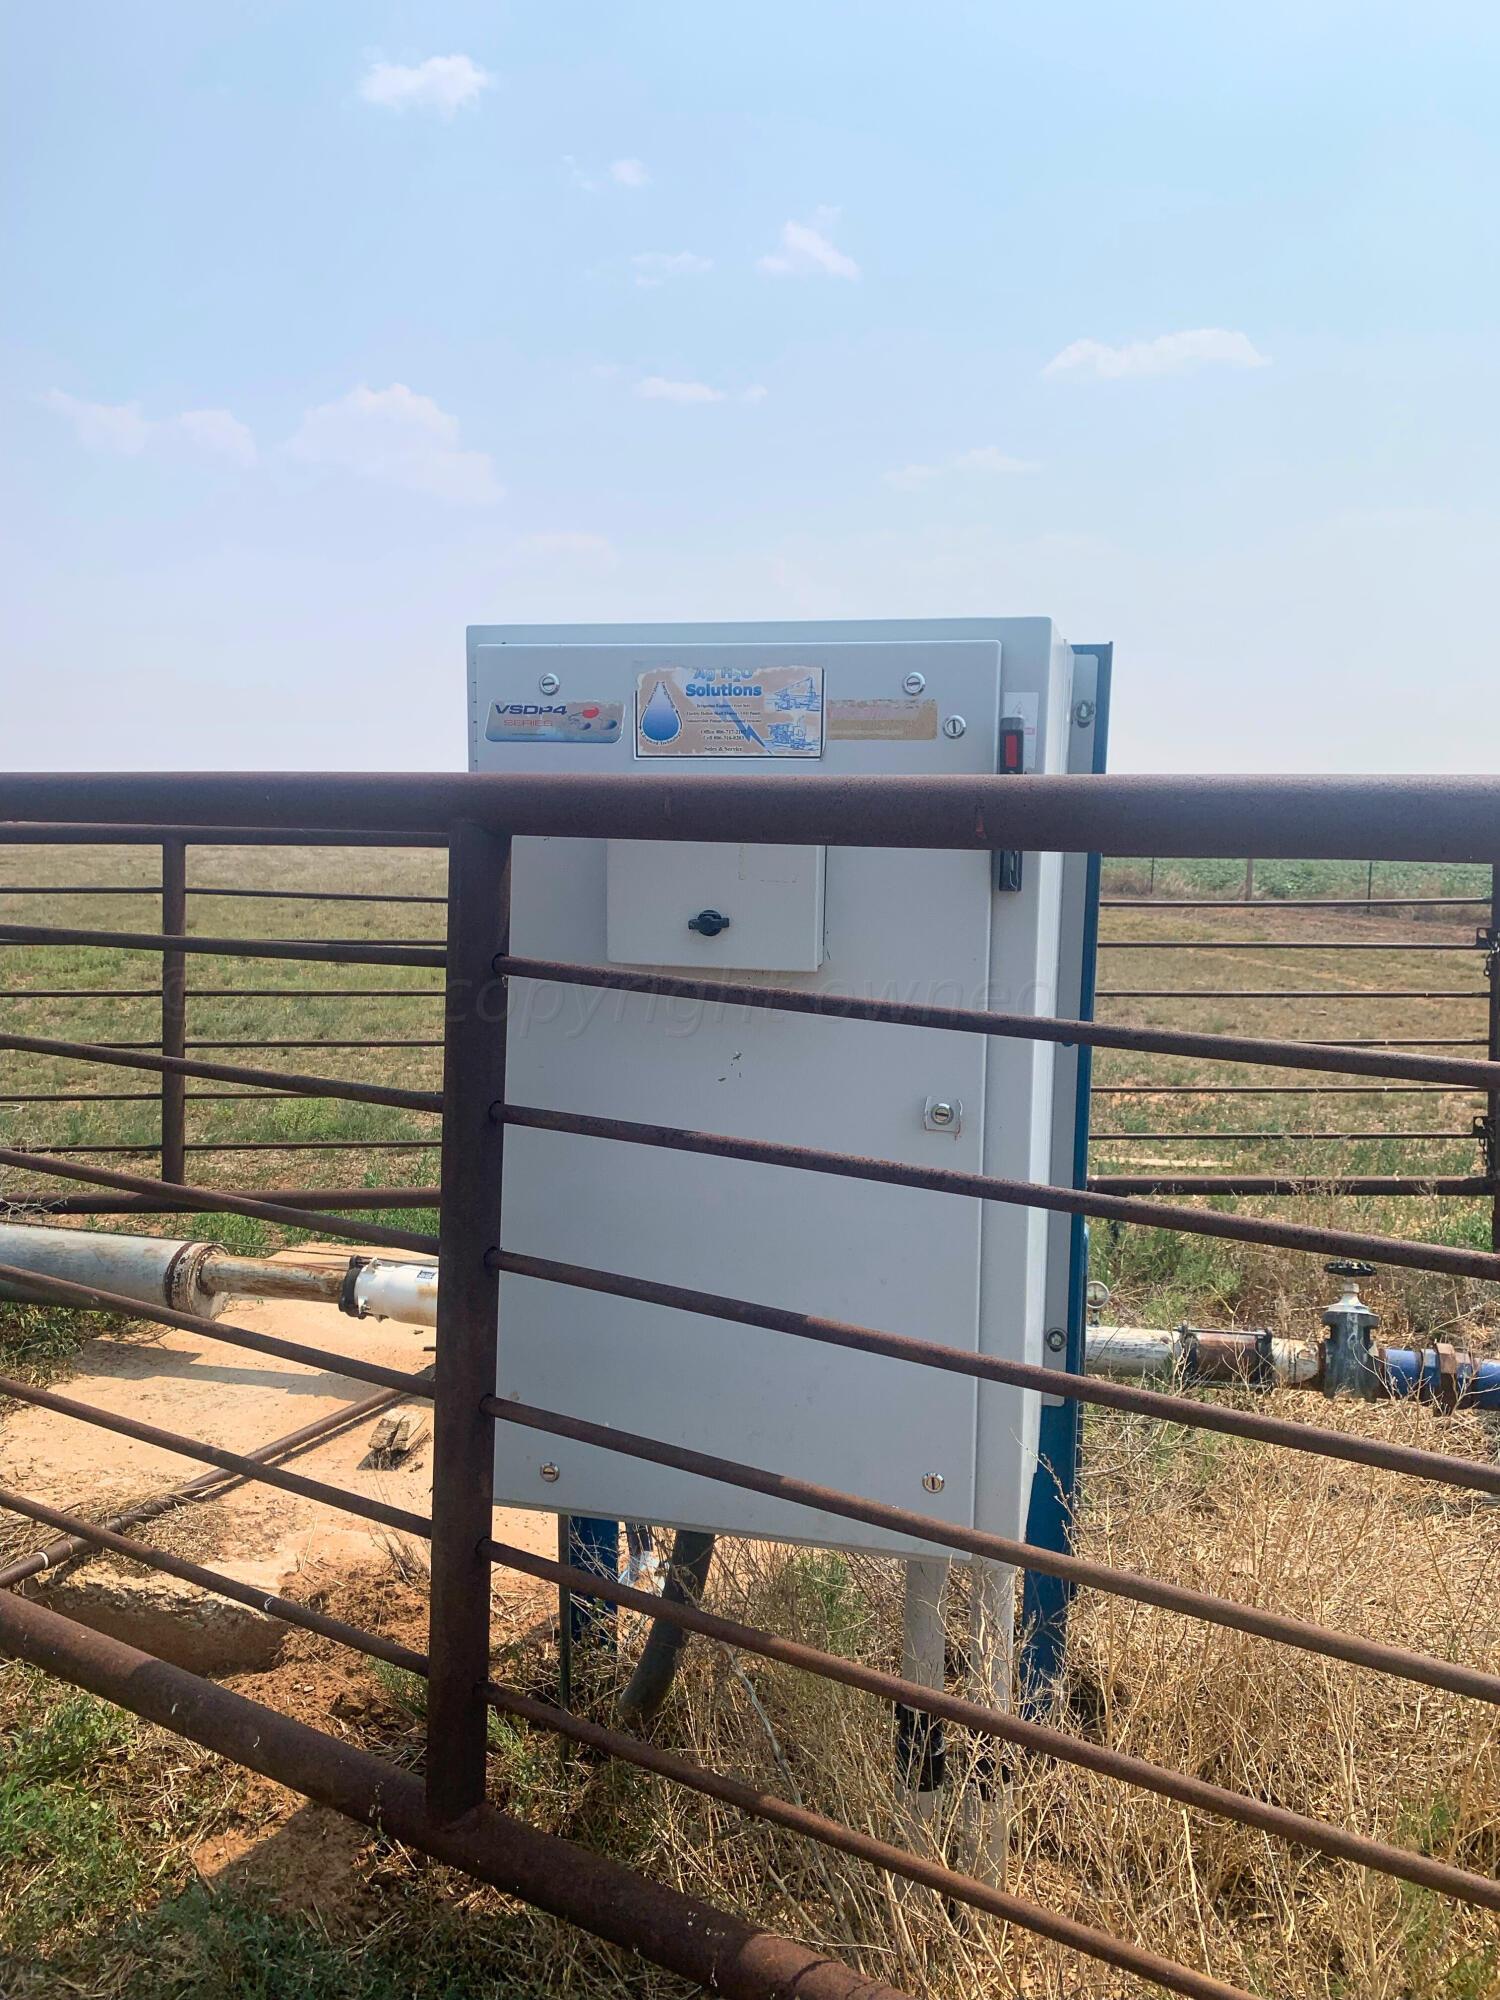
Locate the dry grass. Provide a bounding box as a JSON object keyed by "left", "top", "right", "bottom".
{"left": 2, "top": 844, "right": 1498, "bottom": 1996}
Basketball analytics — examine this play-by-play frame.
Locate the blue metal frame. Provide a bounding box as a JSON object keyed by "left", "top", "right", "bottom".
{"left": 1020, "top": 644, "right": 1112, "bottom": 1698}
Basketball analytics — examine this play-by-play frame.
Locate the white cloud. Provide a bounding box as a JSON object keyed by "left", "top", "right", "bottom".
{"left": 636, "top": 376, "right": 727, "bottom": 405}
{"left": 886, "top": 445, "right": 1035, "bottom": 490}
{"left": 629, "top": 250, "right": 712, "bottom": 288}
{"left": 508, "top": 531, "right": 620, "bottom": 570}
{"left": 740, "top": 384, "right": 769, "bottom": 404}
{"left": 566, "top": 154, "right": 651, "bottom": 193}
{"left": 284, "top": 383, "right": 501, "bottom": 503}
{"left": 41, "top": 390, "right": 152, "bottom": 455}
{"left": 173, "top": 408, "right": 258, "bottom": 466}
{"left": 1042, "top": 328, "right": 1270, "bottom": 380}
{"left": 609, "top": 157, "right": 650, "bottom": 188}
{"left": 758, "top": 207, "right": 859, "bottom": 280}
{"left": 359, "top": 54, "right": 493, "bottom": 116}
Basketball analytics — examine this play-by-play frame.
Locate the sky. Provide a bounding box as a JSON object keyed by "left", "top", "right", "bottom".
{"left": 2, "top": 2, "right": 1498, "bottom": 775}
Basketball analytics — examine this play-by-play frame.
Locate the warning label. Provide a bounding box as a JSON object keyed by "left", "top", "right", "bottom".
{"left": 635, "top": 665, "right": 824, "bottom": 759}
{"left": 826, "top": 698, "right": 938, "bottom": 742}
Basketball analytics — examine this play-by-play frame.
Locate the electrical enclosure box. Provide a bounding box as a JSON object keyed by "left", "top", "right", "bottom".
{"left": 468, "top": 619, "right": 1094, "bottom": 1555}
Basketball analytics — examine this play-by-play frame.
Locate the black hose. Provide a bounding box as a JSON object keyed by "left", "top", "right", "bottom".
{"left": 617, "top": 1529, "right": 716, "bottom": 1730}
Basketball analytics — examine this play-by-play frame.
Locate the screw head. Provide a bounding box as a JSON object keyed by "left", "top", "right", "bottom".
{"left": 942, "top": 714, "right": 967, "bottom": 739}
{"left": 539, "top": 1462, "right": 560, "bottom": 1483}
{"left": 902, "top": 671, "right": 927, "bottom": 696}
{"left": 921, "top": 1472, "right": 946, "bottom": 1494}
{"left": 1045, "top": 1327, "right": 1067, "bottom": 1354}
{"left": 538, "top": 672, "right": 561, "bottom": 695}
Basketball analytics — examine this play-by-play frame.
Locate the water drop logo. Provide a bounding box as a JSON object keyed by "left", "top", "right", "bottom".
{"left": 640, "top": 677, "right": 682, "bottom": 744}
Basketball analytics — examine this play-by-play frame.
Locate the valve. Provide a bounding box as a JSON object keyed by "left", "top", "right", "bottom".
{"left": 687, "top": 909, "right": 731, "bottom": 937}
{"left": 1320, "top": 1260, "right": 1382, "bottom": 1401}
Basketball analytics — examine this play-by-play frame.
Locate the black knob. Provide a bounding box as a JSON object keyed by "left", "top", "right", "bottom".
{"left": 1324, "top": 1259, "right": 1375, "bottom": 1277}
{"left": 688, "top": 908, "right": 731, "bottom": 938}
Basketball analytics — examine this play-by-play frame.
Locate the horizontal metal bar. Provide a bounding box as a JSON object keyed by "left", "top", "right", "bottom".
{"left": 9, "top": 771, "right": 1500, "bottom": 862}
{"left": 495, "top": 1249, "right": 1500, "bottom": 1496}
{"left": 0, "top": 1592, "right": 904, "bottom": 2000}
{"left": 0, "top": 988, "right": 442, "bottom": 1001}
{"left": 0, "top": 1369, "right": 430, "bottom": 1538}
{"left": 1109, "top": 902, "right": 1487, "bottom": 917}
{"left": 0, "top": 821, "right": 446, "bottom": 848}
{"left": 497, "top": 955, "right": 1500, "bottom": 1092}
{"left": 1099, "top": 939, "right": 1477, "bottom": 950}
{"left": 0, "top": 1147, "right": 439, "bottom": 1251}
{"left": 1089, "top": 1174, "right": 1492, "bottom": 1196}
{"left": 1092, "top": 1084, "right": 1457, "bottom": 1095}
{"left": 0, "top": 1258, "right": 433, "bottom": 1399}
{"left": 0, "top": 1029, "right": 442, "bottom": 1111}
{"left": 0, "top": 1141, "right": 437, "bottom": 1159}
{"left": 0, "top": 1385, "right": 402, "bottom": 1590}
{"left": 0, "top": 922, "right": 443, "bottom": 967}
{"left": 1093, "top": 1131, "right": 1474, "bottom": 1142}
{"left": 483, "top": 1683, "right": 1257, "bottom": 2000}
{"left": 1097, "top": 989, "right": 1483, "bottom": 1001}
{"left": 181, "top": 1039, "right": 443, "bottom": 1051}
{"left": 503, "top": 1102, "right": 1500, "bottom": 1282}
{"left": 185, "top": 886, "right": 445, "bottom": 905}
{"left": 0, "top": 1091, "right": 160, "bottom": 1104}
{"left": 0, "top": 1184, "right": 437, "bottom": 1217}
{"left": 484, "top": 1396, "right": 1500, "bottom": 1706}
{"left": 0, "top": 885, "right": 160, "bottom": 896}
{"left": 486, "top": 1537, "right": 1500, "bottom": 1916}
{"left": 0, "top": 1483, "right": 424, "bottom": 1672}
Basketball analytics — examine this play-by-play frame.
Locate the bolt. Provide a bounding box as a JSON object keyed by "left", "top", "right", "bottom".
{"left": 538, "top": 672, "right": 561, "bottom": 695}
{"left": 1073, "top": 698, "right": 1095, "bottom": 727}
{"left": 921, "top": 1472, "right": 945, "bottom": 1494}
{"left": 902, "top": 671, "right": 927, "bottom": 695}
{"left": 942, "top": 715, "right": 967, "bottom": 739}
{"left": 1045, "top": 1327, "right": 1067, "bottom": 1354}
{"left": 928, "top": 1101, "right": 956, "bottom": 1127}
{"left": 539, "top": 1462, "right": 560, "bottom": 1483}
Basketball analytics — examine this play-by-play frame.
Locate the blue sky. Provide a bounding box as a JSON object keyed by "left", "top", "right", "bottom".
{"left": 3, "top": 2, "right": 1498, "bottom": 773}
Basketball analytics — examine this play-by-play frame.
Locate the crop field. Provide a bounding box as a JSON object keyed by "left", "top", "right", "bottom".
{"left": 1, "top": 843, "right": 1497, "bottom": 1998}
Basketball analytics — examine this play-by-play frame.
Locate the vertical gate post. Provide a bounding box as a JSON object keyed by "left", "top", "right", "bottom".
{"left": 427, "top": 821, "right": 512, "bottom": 1821}
{"left": 159, "top": 837, "right": 187, "bottom": 1184}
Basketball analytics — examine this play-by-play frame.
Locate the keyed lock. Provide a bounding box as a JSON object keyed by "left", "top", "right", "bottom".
{"left": 688, "top": 909, "right": 731, "bottom": 937}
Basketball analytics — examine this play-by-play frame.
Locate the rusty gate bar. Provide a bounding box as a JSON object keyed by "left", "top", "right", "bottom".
{"left": 1090, "top": 1174, "right": 1492, "bottom": 1195}
{"left": 0, "top": 821, "right": 446, "bottom": 846}
{"left": 1487, "top": 863, "right": 1500, "bottom": 1249}
{"left": 0, "top": 1146, "right": 439, "bottom": 1251}
{"left": 482, "top": 1536, "right": 1500, "bottom": 1913}
{"left": 1101, "top": 894, "right": 1489, "bottom": 909}
{"left": 0, "top": 1368, "right": 431, "bottom": 1537}
{"left": 478, "top": 1683, "right": 1255, "bottom": 2000}
{"left": 0, "top": 921, "right": 444, "bottom": 966}
{"left": 0, "top": 1594, "right": 901, "bottom": 2000}
{"left": 0, "top": 1183, "right": 436, "bottom": 1216}
{"left": 426, "top": 822, "right": 511, "bottom": 1822}
{"left": 483, "top": 1396, "right": 1500, "bottom": 1706}
{"left": 494, "top": 955, "right": 1500, "bottom": 1091}
{"left": 159, "top": 836, "right": 187, "bottom": 1183}
{"left": 491, "top": 1250, "right": 1500, "bottom": 1496}
{"left": 503, "top": 1103, "right": 1500, "bottom": 1282}
{"left": 0, "top": 1031, "right": 441, "bottom": 1109}
{"left": 7, "top": 769, "right": 1500, "bottom": 858}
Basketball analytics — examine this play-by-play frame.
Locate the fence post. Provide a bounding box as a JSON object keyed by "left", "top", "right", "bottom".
{"left": 427, "top": 822, "right": 511, "bottom": 1821}
{"left": 159, "top": 838, "right": 187, "bottom": 1184}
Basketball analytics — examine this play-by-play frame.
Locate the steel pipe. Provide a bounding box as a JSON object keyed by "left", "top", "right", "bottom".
{"left": 0, "top": 922, "right": 442, "bottom": 967}
{"left": 0, "top": 1185, "right": 436, "bottom": 1218}
{"left": 8, "top": 770, "right": 1500, "bottom": 861}
{"left": 0, "top": 1147, "right": 439, "bottom": 1252}
{"left": 483, "top": 1397, "right": 1500, "bottom": 1706}
{"left": 1089, "top": 1173, "right": 1491, "bottom": 1196}
{"left": 496, "top": 955, "right": 1500, "bottom": 1092}
{"left": 0, "top": 1028, "right": 442, "bottom": 1112}
{"left": 502, "top": 1103, "right": 1500, "bottom": 1283}
{"left": 0, "top": 1592, "right": 903, "bottom": 2000}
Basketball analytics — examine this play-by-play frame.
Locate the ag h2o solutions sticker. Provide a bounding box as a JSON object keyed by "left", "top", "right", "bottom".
{"left": 635, "top": 665, "right": 824, "bottom": 758}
